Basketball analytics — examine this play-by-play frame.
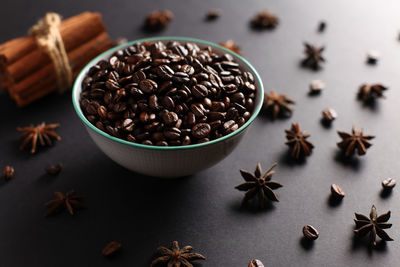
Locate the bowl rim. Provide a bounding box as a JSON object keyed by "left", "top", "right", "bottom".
{"left": 72, "top": 36, "right": 264, "bottom": 151}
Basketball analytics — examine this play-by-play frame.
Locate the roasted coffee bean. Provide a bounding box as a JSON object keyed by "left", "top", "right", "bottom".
{"left": 192, "top": 123, "right": 211, "bottom": 139}
{"left": 302, "top": 225, "right": 319, "bottom": 240}
{"left": 164, "top": 127, "right": 181, "bottom": 140}
{"left": 191, "top": 85, "right": 208, "bottom": 98}
{"left": 80, "top": 41, "right": 257, "bottom": 146}
{"left": 45, "top": 163, "right": 62, "bottom": 175}
{"left": 223, "top": 120, "right": 239, "bottom": 134}
{"left": 2, "top": 165, "right": 15, "bottom": 180}
{"left": 139, "top": 79, "right": 157, "bottom": 93}
{"left": 330, "top": 184, "right": 345, "bottom": 198}
{"left": 142, "top": 140, "right": 153, "bottom": 145}
{"left": 162, "top": 111, "right": 179, "bottom": 126}
{"left": 382, "top": 178, "right": 396, "bottom": 190}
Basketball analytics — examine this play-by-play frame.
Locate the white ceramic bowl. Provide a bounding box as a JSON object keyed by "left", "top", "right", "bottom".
{"left": 72, "top": 37, "right": 264, "bottom": 177}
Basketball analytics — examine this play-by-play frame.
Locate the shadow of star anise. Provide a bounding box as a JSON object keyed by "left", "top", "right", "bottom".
{"left": 235, "top": 162, "right": 283, "bottom": 208}
{"left": 44, "top": 190, "right": 86, "bottom": 216}
{"left": 354, "top": 205, "right": 393, "bottom": 247}
{"left": 337, "top": 126, "right": 375, "bottom": 157}
{"left": 301, "top": 42, "right": 325, "bottom": 70}
{"left": 285, "top": 123, "right": 314, "bottom": 159}
{"left": 17, "top": 122, "right": 61, "bottom": 154}
{"left": 151, "top": 240, "right": 206, "bottom": 267}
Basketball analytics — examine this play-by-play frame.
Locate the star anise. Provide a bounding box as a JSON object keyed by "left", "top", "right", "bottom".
{"left": 302, "top": 43, "right": 325, "bottom": 70}
{"left": 44, "top": 190, "right": 86, "bottom": 216}
{"left": 219, "top": 40, "right": 241, "bottom": 55}
{"left": 151, "top": 240, "right": 206, "bottom": 267}
{"left": 354, "top": 205, "right": 393, "bottom": 246}
{"left": 263, "top": 90, "right": 295, "bottom": 119}
{"left": 285, "top": 123, "right": 314, "bottom": 159}
{"left": 251, "top": 10, "right": 279, "bottom": 29}
{"left": 17, "top": 122, "right": 61, "bottom": 154}
{"left": 144, "top": 10, "right": 173, "bottom": 31}
{"left": 235, "top": 162, "right": 283, "bottom": 208}
{"left": 337, "top": 126, "right": 375, "bottom": 157}
{"left": 358, "top": 84, "right": 387, "bottom": 103}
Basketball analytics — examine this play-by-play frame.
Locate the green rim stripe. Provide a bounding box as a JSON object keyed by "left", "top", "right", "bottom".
{"left": 72, "top": 36, "right": 264, "bottom": 151}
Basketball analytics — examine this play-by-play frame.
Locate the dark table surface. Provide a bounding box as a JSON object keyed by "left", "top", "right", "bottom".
{"left": 1, "top": 0, "right": 400, "bottom": 266}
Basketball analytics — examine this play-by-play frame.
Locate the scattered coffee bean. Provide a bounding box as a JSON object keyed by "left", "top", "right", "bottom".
{"left": 2, "top": 165, "right": 15, "bottom": 181}
{"left": 309, "top": 80, "right": 325, "bottom": 94}
{"left": 382, "top": 178, "right": 396, "bottom": 190}
{"left": 102, "top": 241, "right": 121, "bottom": 257}
{"left": 206, "top": 9, "right": 221, "bottom": 20}
{"left": 248, "top": 259, "right": 264, "bottom": 267}
{"left": 302, "top": 225, "right": 319, "bottom": 240}
{"left": 367, "top": 50, "right": 380, "bottom": 65}
{"left": 331, "top": 184, "right": 345, "bottom": 198}
{"left": 318, "top": 21, "right": 326, "bottom": 32}
{"left": 322, "top": 108, "right": 337, "bottom": 123}
{"left": 45, "top": 163, "right": 62, "bottom": 175}
{"left": 80, "top": 41, "right": 256, "bottom": 146}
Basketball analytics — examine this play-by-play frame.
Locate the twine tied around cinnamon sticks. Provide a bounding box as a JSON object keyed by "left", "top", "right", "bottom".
{"left": 30, "top": 13, "right": 72, "bottom": 93}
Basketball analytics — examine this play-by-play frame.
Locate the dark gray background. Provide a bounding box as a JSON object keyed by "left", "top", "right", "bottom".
{"left": 1, "top": 0, "right": 400, "bottom": 266}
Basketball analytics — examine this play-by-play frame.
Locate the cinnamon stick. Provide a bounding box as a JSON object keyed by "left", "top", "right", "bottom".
{"left": 9, "top": 32, "right": 113, "bottom": 106}
{"left": 1, "top": 12, "right": 106, "bottom": 83}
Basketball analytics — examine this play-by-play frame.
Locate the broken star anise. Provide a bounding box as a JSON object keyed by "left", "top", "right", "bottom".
{"left": 251, "top": 10, "right": 279, "bottom": 29}
{"left": 302, "top": 43, "right": 325, "bottom": 70}
{"left": 235, "top": 162, "right": 283, "bottom": 208}
{"left": 44, "top": 190, "right": 86, "bottom": 216}
{"left": 17, "top": 122, "right": 61, "bottom": 154}
{"left": 151, "top": 240, "right": 206, "bottom": 267}
{"left": 337, "top": 126, "right": 375, "bottom": 157}
{"left": 354, "top": 205, "right": 393, "bottom": 246}
{"left": 263, "top": 90, "right": 295, "bottom": 119}
{"left": 358, "top": 84, "right": 387, "bottom": 103}
{"left": 285, "top": 123, "right": 314, "bottom": 159}
{"left": 219, "top": 40, "right": 241, "bottom": 55}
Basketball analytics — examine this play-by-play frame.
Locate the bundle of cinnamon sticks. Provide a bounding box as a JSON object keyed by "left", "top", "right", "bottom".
{"left": 0, "top": 12, "right": 114, "bottom": 107}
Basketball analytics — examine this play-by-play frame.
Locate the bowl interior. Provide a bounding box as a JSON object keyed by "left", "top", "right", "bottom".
{"left": 72, "top": 36, "right": 264, "bottom": 150}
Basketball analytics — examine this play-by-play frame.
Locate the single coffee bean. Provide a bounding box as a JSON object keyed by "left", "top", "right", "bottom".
{"left": 142, "top": 140, "right": 153, "bottom": 145}
{"left": 331, "top": 184, "right": 345, "bottom": 198}
{"left": 122, "top": 118, "right": 135, "bottom": 132}
{"left": 182, "top": 135, "right": 191, "bottom": 145}
{"left": 192, "top": 123, "right": 211, "bottom": 139}
{"left": 2, "top": 165, "right": 15, "bottom": 180}
{"left": 248, "top": 259, "right": 264, "bottom": 267}
{"left": 382, "top": 178, "right": 396, "bottom": 190}
{"left": 45, "top": 163, "right": 62, "bottom": 175}
{"left": 97, "top": 105, "right": 107, "bottom": 119}
{"left": 223, "top": 120, "right": 239, "bottom": 134}
{"left": 139, "top": 79, "right": 158, "bottom": 94}
{"left": 162, "top": 111, "right": 179, "bottom": 126}
{"left": 162, "top": 96, "right": 175, "bottom": 110}
{"left": 191, "top": 84, "right": 208, "bottom": 98}
{"left": 164, "top": 127, "right": 181, "bottom": 140}
{"left": 302, "top": 225, "right": 319, "bottom": 240}
{"left": 102, "top": 241, "right": 121, "bottom": 257}
{"left": 190, "top": 103, "right": 205, "bottom": 117}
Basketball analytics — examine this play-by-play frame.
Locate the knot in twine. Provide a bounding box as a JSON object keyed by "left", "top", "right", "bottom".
{"left": 30, "top": 13, "right": 72, "bottom": 93}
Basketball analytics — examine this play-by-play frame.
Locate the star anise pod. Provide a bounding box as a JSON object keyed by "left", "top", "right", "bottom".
{"left": 354, "top": 205, "right": 393, "bottom": 246}
{"left": 17, "top": 122, "right": 61, "bottom": 154}
{"left": 285, "top": 123, "right": 314, "bottom": 159}
{"left": 151, "top": 240, "right": 206, "bottom": 267}
{"left": 44, "top": 190, "right": 86, "bottom": 216}
{"left": 263, "top": 90, "right": 295, "bottom": 119}
{"left": 302, "top": 43, "right": 325, "bottom": 70}
{"left": 251, "top": 10, "right": 279, "bottom": 29}
{"left": 358, "top": 84, "right": 387, "bottom": 103}
{"left": 144, "top": 10, "right": 173, "bottom": 31}
{"left": 219, "top": 40, "right": 241, "bottom": 55}
{"left": 235, "top": 162, "right": 283, "bottom": 208}
{"left": 337, "top": 126, "right": 375, "bottom": 157}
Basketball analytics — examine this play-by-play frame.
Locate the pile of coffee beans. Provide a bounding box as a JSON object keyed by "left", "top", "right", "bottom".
{"left": 80, "top": 41, "right": 257, "bottom": 146}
